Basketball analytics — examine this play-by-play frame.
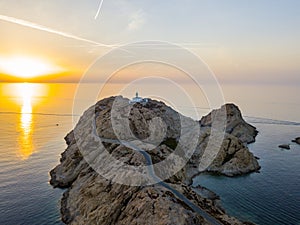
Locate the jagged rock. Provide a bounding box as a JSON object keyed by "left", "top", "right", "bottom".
{"left": 49, "top": 137, "right": 87, "bottom": 188}
{"left": 50, "top": 96, "right": 259, "bottom": 224}
{"left": 211, "top": 133, "right": 260, "bottom": 176}
{"left": 278, "top": 144, "right": 290, "bottom": 150}
{"left": 188, "top": 132, "right": 260, "bottom": 177}
{"left": 200, "top": 104, "right": 258, "bottom": 144}
{"left": 60, "top": 171, "right": 205, "bottom": 225}
{"left": 292, "top": 137, "right": 300, "bottom": 145}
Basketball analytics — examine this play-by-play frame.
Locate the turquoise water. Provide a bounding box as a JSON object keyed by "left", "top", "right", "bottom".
{"left": 0, "top": 83, "right": 300, "bottom": 225}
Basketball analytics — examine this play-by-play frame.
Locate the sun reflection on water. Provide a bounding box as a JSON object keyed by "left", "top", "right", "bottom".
{"left": 19, "top": 84, "right": 34, "bottom": 160}
{"left": 2, "top": 83, "right": 48, "bottom": 160}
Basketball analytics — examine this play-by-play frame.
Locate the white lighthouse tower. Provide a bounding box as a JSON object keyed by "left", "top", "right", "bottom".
{"left": 129, "top": 92, "right": 148, "bottom": 104}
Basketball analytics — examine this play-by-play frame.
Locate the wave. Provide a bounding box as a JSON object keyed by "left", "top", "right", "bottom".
{"left": 244, "top": 116, "right": 300, "bottom": 126}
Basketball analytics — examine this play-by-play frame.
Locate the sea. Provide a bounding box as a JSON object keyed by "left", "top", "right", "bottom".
{"left": 0, "top": 82, "right": 299, "bottom": 225}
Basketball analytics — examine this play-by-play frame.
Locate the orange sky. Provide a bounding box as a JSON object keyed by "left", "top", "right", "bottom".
{"left": 0, "top": 1, "right": 299, "bottom": 84}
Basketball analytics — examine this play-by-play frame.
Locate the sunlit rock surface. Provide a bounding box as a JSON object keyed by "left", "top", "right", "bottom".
{"left": 50, "top": 96, "right": 259, "bottom": 225}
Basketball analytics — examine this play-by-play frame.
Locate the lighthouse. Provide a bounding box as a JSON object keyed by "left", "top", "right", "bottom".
{"left": 129, "top": 92, "right": 148, "bottom": 104}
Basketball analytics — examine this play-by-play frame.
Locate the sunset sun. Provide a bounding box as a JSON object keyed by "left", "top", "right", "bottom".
{"left": 0, "top": 56, "right": 64, "bottom": 78}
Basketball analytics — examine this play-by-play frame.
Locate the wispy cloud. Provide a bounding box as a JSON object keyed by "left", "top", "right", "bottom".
{"left": 0, "top": 14, "right": 113, "bottom": 48}
{"left": 127, "top": 10, "right": 145, "bottom": 30}
{"left": 0, "top": 14, "right": 215, "bottom": 51}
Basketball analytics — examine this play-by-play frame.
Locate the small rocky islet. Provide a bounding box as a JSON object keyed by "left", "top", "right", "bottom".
{"left": 292, "top": 137, "right": 300, "bottom": 145}
{"left": 278, "top": 137, "right": 300, "bottom": 150}
{"left": 278, "top": 144, "right": 290, "bottom": 150}
{"left": 50, "top": 96, "right": 260, "bottom": 225}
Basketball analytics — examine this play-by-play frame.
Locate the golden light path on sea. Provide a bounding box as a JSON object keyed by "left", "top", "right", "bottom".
{"left": 4, "top": 83, "right": 49, "bottom": 160}
{"left": 19, "top": 84, "right": 34, "bottom": 160}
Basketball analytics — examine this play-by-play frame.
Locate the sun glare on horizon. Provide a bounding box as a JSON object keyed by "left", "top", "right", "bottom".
{"left": 0, "top": 55, "right": 64, "bottom": 78}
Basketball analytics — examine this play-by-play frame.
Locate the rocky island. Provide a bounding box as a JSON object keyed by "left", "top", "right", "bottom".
{"left": 292, "top": 137, "right": 300, "bottom": 145}
{"left": 50, "top": 96, "right": 260, "bottom": 225}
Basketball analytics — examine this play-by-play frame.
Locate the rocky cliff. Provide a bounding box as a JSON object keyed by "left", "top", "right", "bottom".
{"left": 50, "top": 96, "right": 259, "bottom": 225}
{"left": 200, "top": 104, "right": 258, "bottom": 144}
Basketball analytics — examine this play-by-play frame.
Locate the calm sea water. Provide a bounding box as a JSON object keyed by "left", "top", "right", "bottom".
{"left": 193, "top": 122, "right": 300, "bottom": 225}
{"left": 0, "top": 83, "right": 299, "bottom": 225}
{"left": 0, "top": 114, "right": 70, "bottom": 225}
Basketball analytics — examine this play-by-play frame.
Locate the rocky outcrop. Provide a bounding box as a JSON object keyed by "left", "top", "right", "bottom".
{"left": 50, "top": 96, "right": 260, "bottom": 224}
{"left": 186, "top": 132, "right": 260, "bottom": 177}
{"left": 58, "top": 167, "right": 244, "bottom": 225}
{"left": 200, "top": 104, "right": 258, "bottom": 144}
{"left": 278, "top": 144, "right": 290, "bottom": 150}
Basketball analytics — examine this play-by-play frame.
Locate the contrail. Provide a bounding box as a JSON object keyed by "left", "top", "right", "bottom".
{"left": 0, "top": 14, "right": 216, "bottom": 51}
{"left": 94, "top": 0, "right": 104, "bottom": 20}
{"left": 0, "top": 14, "right": 113, "bottom": 48}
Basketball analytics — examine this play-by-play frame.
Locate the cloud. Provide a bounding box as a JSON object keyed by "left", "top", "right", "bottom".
{"left": 0, "top": 14, "right": 113, "bottom": 48}
{"left": 127, "top": 10, "right": 145, "bottom": 30}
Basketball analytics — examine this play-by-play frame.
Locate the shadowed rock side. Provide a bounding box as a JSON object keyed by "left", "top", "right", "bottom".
{"left": 185, "top": 131, "right": 260, "bottom": 179}
{"left": 200, "top": 104, "right": 258, "bottom": 144}
{"left": 50, "top": 96, "right": 259, "bottom": 225}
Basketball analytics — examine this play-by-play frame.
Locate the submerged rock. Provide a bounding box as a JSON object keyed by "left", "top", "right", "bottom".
{"left": 193, "top": 185, "right": 220, "bottom": 200}
{"left": 50, "top": 96, "right": 259, "bottom": 224}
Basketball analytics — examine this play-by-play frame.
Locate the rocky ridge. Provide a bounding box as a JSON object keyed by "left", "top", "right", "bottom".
{"left": 50, "top": 96, "right": 259, "bottom": 225}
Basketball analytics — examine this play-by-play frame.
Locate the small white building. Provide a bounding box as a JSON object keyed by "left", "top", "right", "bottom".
{"left": 129, "top": 92, "right": 148, "bottom": 104}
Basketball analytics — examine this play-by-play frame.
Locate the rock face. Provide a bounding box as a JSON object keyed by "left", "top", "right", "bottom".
{"left": 187, "top": 132, "right": 260, "bottom": 177}
{"left": 50, "top": 96, "right": 260, "bottom": 225}
{"left": 200, "top": 104, "right": 258, "bottom": 144}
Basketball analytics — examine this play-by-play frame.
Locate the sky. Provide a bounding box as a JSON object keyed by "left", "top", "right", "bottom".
{"left": 0, "top": 0, "right": 299, "bottom": 84}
